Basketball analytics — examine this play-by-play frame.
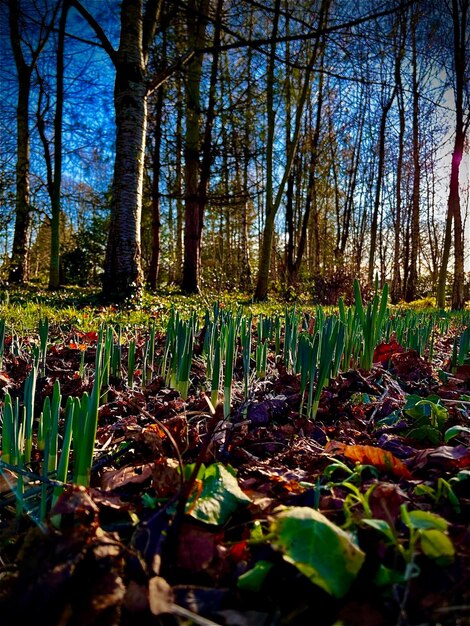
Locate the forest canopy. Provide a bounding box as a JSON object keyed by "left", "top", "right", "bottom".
{"left": 0, "top": 0, "right": 469, "bottom": 305}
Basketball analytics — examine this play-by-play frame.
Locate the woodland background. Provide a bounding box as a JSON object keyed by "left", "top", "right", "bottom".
{"left": 0, "top": 0, "right": 469, "bottom": 305}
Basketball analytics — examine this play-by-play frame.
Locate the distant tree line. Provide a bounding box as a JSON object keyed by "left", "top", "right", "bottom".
{"left": 0, "top": 0, "right": 469, "bottom": 305}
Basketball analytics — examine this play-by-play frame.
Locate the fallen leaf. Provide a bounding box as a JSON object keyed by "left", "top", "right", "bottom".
{"left": 0, "top": 371, "right": 12, "bottom": 388}
{"left": 373, "top": 339, "right": 404, "bottom": 366}
{"left": 148, "top": 576, "right": 173, "bottom": 616}
{"left": 0, "top": 467, "right": 17, "bottom": 493}
{"left": 269, "top": 506, "right": 365, "bottom": 598}
{"left": 100, "top": 464, "right": 154, "bottom": 491}
{"left": 325, "top": 441, "right": 412, "bottom": 479}
{"left": 407, "top": 445, "right": 470, "bottom": 471}
{"left": 454, "top": 364, "right": 470, "bottom": 381}
{"left": 368, "top": 482, "right": 408, "bottom": 520}
{"left": 391, "top": 350, "right": 433, "bottom": 382}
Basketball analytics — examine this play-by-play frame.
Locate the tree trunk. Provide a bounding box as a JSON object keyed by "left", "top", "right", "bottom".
{"left": 8, "top": 0, "right": 59, "bottom": 284}
{"left": 437, "top": 0, "right": 468, "bottom": 309}
{"left": 405, "top": 12, "right": 420, "bottom": 302}
{"left": 254, "top": 0, "right": 280, "bottom": 300}
{"left": 70, "top": 0, "right": 161, "bottom": 301}
{"left": 148, "top": 84, "right": 164, "bottom": 291}
{"left": 255, "top": 0, "right": 329, "bottom": 300}
{"left": 391, "top": 77, "right": 405, "bottom": 303}
{"left": 450, "top": 0, "right": 467, "bottom": 310}
{"left": 368, "top": 92, "right": 396, "bottom": 285}
{"left": 287, "top": 60, "right": 325, "bottom": 287}
{"left": 8, "top": 0, "right": 32, "bottom": 284}
{"left": 182, "top": 0, "right": 210, "bottom": 294}
{"left": 102, "top": 0, "right": 161, "bottom": 301}
{"left": 175, "top": 74, "right": 184, "bottom": 283}
{"left": 49, "top": 0, "right": 68, "bottom": 290}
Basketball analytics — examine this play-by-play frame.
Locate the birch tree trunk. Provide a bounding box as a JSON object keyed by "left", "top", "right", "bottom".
{"left": 8, "top": 52, "right": 31, "bottom": 284}
{"left": 68, "top": 0, "right": 162, "bottom": 301}
{"left": 103, "top": 2, "right": 147, "bottom": 300}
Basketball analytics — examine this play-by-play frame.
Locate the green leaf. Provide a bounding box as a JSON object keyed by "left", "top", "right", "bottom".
{"left": 414, "top": 484, "right": 436, "bottom": 498}
{"left": 406, "top": 425, "right": 441, "bottom": 445}
{"left": 404, "top": 510, "right": 449, "bottom": 531}
{"left": 268, "top": 506, "right": 365, "bottom": 598}
{"left": 237, "top": 560, "right": 273, "bottom": 592}
{"left": 186, "top": 463, "right": 251, "bottom": 526}
{"left": 362, "top": 518, "right": 395, "bottom": 544}
{"left": 451, "top": 469, "right": 470, "bottom": 483}
{"left": 444, "top": 425, "right": 470, "bottom": 443}
{"left": 249, "top": 520, "right": 265, "bottom": 543}
{"left": 420, "top": 529, "right": 454, "bottom": 562}
{"left": 404, "top": 398, "right": 448, "bottom": 432}
{"left": 373, "top": 564, "right": 406, "bottom": 587}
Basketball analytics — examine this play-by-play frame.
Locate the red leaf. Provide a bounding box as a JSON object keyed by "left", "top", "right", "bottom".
{"left": 454, "top": 364, "right": 470, "bottom": 382}
{"left": 229, "top": 540, "right": 249, "bottom": 562}
{"left": 373, "top": 339, "right": 404, "bottom": 365}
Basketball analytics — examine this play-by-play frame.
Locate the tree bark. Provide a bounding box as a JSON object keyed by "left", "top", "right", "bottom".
{"left": 368, "top": 91, "right": 397, "bottom": 285}
{"left": 391, "top": 70, "right": 405, "bottom": 303}
{"left": 49, "top": 0, "right": 68, "bottom": 290}
{"left": 404, "top": 11, "right": 420, "bottom": 302}
{"left": 437, "top": 0, "right": 468, "bottom": 309}
{"left": 182, "top": 0, "right": 210, "bottom": 294}
{"left": 253, "top": 0, "right": 281, "bottom": 300}
{"left": 102, "top": 0, "right": 162, "bottom": 301}
{"left": 148, "top": 83, "right": 164, "bottom": 291}
{"left": 8, "top": 1, "right": 41, "bottom": 283}
{"left": 9, "top": 57, "right": 32, "bottom": 284}
{"left": 286, "top": 60, "right": 325, "bottom": 287}
{"left": 70, "top": 0, "right": 161, "bottom": 301}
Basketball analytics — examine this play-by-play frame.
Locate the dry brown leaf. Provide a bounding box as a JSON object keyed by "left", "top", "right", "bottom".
{"left": 100, "top": 463, "right": 154, "bottom": 491}
{"left": 148, "top": 576, "right": 173, "bottom": 616}
{"left": 325, "top": 441, "right": 412, "bottom": 479}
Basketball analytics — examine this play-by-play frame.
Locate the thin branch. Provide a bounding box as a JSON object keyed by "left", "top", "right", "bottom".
{"left": 196, "top": 0, "right": 418, "bottom": 53}
{"left": 147, "top": 49, "right": 196, "bottom": 96}
{"left": 68, "top": 0, "right": 117, "bottom": 67}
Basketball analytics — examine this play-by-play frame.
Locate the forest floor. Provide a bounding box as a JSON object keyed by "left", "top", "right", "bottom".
{"left": 0, "top": 292, "right": 469, "bottom": 626}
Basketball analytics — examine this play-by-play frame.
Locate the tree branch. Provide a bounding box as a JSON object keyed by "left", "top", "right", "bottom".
{"left": 196, "top": 0, "right": 418, "bottom": 53}
{"left": 68, "top": 0, "right": 118, "bottom": 67}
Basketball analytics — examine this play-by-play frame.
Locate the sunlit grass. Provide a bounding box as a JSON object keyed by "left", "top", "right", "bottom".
{"left": 2, "top": 283, "right": 467, "bottom": 336}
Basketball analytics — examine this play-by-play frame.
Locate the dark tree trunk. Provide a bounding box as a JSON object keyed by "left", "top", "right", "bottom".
{"left": 148, "top": 85, "right": 164, "bottom": 291}
{"left": 182, "top": 0, "right": 210, "bottom": 294}
{"left": 49, "top": 0, "right": 68, "bottom": 290}
{"left": 405, "top": 12, "right": 420, "bottom": 302}
{"left": 8, "top": 0, "right": 33, "bottom": 284}
{"left": 437, "top": 0, "right": 468, "bottom": 309}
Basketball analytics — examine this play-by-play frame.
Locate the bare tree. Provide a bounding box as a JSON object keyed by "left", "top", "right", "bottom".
{"left": 7, "top": 0, "right": 59, "bottom": 284}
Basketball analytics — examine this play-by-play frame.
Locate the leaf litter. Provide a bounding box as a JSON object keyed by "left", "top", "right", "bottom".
{"left": 0, "top": 321, "right": 469, "bottom": 626}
